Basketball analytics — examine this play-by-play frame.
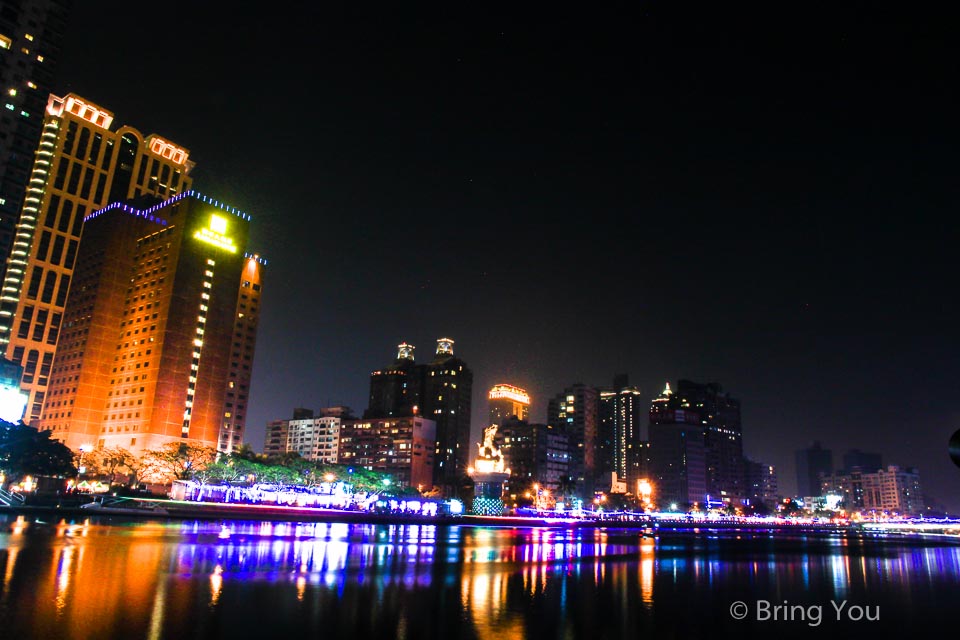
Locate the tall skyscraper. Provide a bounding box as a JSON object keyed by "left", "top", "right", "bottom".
{"left": 597, "top": 374, "right": 645, "bottom": 485}
{"left": 0, "top": 1, "right": 72, "bottom": 284}
{"left": 547, "top": 382, "right": 598, "bottom": 495}
{"left": 365, "top": 338, "right": 472, "bottom": 492}
{"left": 648, "top": 382, "right": 707, "bottom": 508}
{"left": 670, "top": 379, "right": 745, "bottom": 504}
{"left": 795, "top": 441, "right": 833, "bottom": 498}
{"left": 488, "top": 383, "right": 530, "bottom": 426}
{"left": 1, "top": 92, "right": 195, "bottom": 422}
{"left": 34, "top": 191, "right": 264, "bottom": 455}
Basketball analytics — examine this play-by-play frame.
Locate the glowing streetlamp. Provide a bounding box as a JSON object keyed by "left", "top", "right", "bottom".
{"left": 77, "top": 444, "right": 93, "bottom": 475}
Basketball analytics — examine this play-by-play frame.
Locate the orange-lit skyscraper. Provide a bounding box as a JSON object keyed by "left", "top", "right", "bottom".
{"left": 0, "top": 92, "right": 195, "bottom": 422}
{"left": 35, "top": 191, "right": 264, "bottom": 455}
{"left": 488, "top": 383, "right": 530, "bottom": 426}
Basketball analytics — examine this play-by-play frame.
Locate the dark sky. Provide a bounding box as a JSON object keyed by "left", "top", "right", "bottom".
{"left": 50, "top": 4, "right": 958, "bottom": 511}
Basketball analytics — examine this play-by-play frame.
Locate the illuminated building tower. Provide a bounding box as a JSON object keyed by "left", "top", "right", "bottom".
{"left": 364, "top": 338, "right": 472, "bottom": 492}
{"left": 597, "top": 373, "right": 645, "bottom": 486}
{"left": 366, "top": 342, "right": 422, "bottom": 418}
{"left": 648, "top": 382, "right": 707, "bottom": 509}
{"left": 0, "top": 1, "right": 72, "bottom": 285}
{"left": 546, "top": 382, "right": 598, "bottom": 496}
{"left": 488, "top": 383, "right": 530, "bottom": 426}
{"left": 423, "top": 338, "right": 472, "bottom": 491}
{"left": 33, "top": 191, "right": 263, "bottom": 455}
{"left": 0, "top": 93, "right": 194, "bottom": 423}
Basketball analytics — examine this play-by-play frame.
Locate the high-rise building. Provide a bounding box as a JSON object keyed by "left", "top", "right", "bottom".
{"left": 1, "top": 92, "right": 195, "bottom": 422}
{"left": 744, "top": 458, "right": 779, "bottom": 511}
{"left": 488, "top": 383, "right": 530, "bottom": 426}
{"left": 338, "top": 415, "right": 436, "bottom": 489}
{"left": 34, "top": 191, "right": 264, "bottom": 455}
{"left": 795, "top": 441, "right": 833, "bottom": 498}
{"left": 365, "top": 338, "right": 472, "bottom": 492}
{"left": 861, "top": 465, "right": 924, "bottom": 516}
{"left": 423, "top": 338, "right": 472, "bottom": 490}
{"left": 0, "top": 1, "right": 72, "bottom": 285}
{"left": 547, "top": 382, "right": 598, "bottom": 496}
{"left": 648, "top": 382, "right": 707, "bottom": 508}
{"left": 366, "top": 342, "right": 422, "bottom": 418}
{"left": 672, "top": 379, "right": 744, "bottom": 504}
{"left": 597, "top": 374, "right": 645, "bottom": 486}
{"left": 497, "top": 417, "right": 569, "bottom": 495}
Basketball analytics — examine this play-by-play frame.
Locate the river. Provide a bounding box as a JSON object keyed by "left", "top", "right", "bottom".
{"left": 1, "top": 514, "right": 958, "bottom": 639}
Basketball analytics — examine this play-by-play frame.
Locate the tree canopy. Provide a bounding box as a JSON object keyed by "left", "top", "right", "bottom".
{"left": 0, "top": 420, "right": 76, "bottom": 483}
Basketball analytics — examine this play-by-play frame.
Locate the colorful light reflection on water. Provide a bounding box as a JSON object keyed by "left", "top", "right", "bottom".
{"left": 1, "top": 515, "right": 959, "bottom": 639}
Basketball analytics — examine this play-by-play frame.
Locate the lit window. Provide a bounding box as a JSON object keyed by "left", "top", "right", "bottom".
{"left": 0, "top": 35, "right": 11, "bottom": 49}
{"left": 24, "top": 34, "right": 34, "bottom": 41}
{"left": 7, "top": 89, "right": 15, "bottom": 96}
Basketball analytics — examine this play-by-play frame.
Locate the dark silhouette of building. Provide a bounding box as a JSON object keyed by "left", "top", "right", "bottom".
{"left": 795, "top": 441, "right": 833, "bottom": 497}
{"left": 744, "top": 457, "right": 779, "bottom": 511}
{"left": 547, "top": 382, "right": 598, "bottom": 496}
{"left": 0, "top": 0, "right": 73, "bottom": 285}
{"left": 673, "top": 379, "right": 744, "bottom": 505}
{"left": 34, "top": 191, "right": 264, "bottom": 456}
{"left": 497, "top": 417, "right": 569, "bottom": 495}
{"left": 365, "top": 338, "right": 472, "bottom": 493}
{"left": 648, "top": 382, "right": 707, "bottom": 509}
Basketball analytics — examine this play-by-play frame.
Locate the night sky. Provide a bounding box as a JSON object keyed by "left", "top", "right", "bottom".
{"left": 48, "top": 5, "right": 957, "bottom": 511}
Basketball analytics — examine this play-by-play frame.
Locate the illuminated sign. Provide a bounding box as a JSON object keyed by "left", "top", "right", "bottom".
{"left": 488, "top": 384, "right": 531, "bottom": 404}
{"left": 193, "top": 214, "right": 237, "bottom": 252}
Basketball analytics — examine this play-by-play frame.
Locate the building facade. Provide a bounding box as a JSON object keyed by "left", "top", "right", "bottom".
{"left": 648, "top": 382, "right": 707, "bottom": 509}
{"left": 338, "top": 415, "right": 436, "bottom": 489}
{"left": 0, "top": 92, "right": 195, "bottom": 423}
{"left": 546, "top": 382, "right": 598, "bottom": 496}
{"left": 497, "top": 417, "right": 569, "bottom": 495}
{"left": 262, "top": 406, "right": 349, "bottom": 463}
{"left": 0, "top": 0, "right": 72, "bottom": 285}
{"left": 672, "top": 379, "right": 744, "bottom": 504}
{"left": 33, "top": 191, "right": 263, "bottom": 456}
{"left": 597, "top": 374, "right": 645, "bottom": 486}
{"left": 861, "top": 465, "right": 925, "bottom": 516}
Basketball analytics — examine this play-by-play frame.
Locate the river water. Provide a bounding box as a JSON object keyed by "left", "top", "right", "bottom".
{"left": 1, "top": 514, "right": 958, "bottom": 639}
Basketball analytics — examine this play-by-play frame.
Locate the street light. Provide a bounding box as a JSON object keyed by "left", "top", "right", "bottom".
{"left": 77, "top": 444, "right": 93, "bottom": 475}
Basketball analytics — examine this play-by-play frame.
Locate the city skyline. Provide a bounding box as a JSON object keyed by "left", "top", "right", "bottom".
{"left": 19, "top": 5, "right": 958, "bottom": 511}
